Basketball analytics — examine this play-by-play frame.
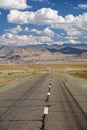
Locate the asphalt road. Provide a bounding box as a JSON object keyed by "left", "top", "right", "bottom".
{"left": 0, "top": 73, "right": 87, "bottom": 130}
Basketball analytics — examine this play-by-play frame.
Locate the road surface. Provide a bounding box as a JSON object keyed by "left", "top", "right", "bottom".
{"left": 0, "top": 73, "right": 87, "bottom": 130}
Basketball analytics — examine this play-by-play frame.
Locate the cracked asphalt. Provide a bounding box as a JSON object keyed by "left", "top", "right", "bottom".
{"left": 0, "top": 73, "right": 87, "bottom": 130}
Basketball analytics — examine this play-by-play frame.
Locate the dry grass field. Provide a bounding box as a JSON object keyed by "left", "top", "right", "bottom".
{"left": 0, "top": 64, "right": 46, "bottom": 92}
{"left": 0, "top": 62, "right": 87, "bottom": 92}
{"left": 26, "top": 62, "right": 87, "bottom": 79}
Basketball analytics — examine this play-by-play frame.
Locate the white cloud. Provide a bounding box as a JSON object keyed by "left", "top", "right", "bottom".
{"left": 0, "top": 34, "right": 40, "bottom": 45}
{"left": 65, "top": 14, "right": 75, "bottom": 23}
{"left": 31, "top": 27, "right": 55, "bottom": 37}
{"left": 0, "top": 0, "right": 31, "bottom": 10}
{"left": 78, "top": 4, "right": 87, "bottom": 9}
{"left": 1, "top": 8, "right": 87, "bottom": 45}
{"left": 0, "top": 32, "right": 53, "bottom": 45}
{"left": 69, "top": 39, "right": 78, "bottom": 44}
{"left": 7, "top": 8, "right": 65, "bottom": 25}
{"left": 43, "top": 27, "right": 55, "bottom": 36}
{"left": 8, "top": 10, "right": 35, "bottom": 24}
{"left": 37, "top": 36, "right": 53, "bottom": 43}
{"left": 5, "top": 25, "right": 22, "bottom": 34}
{"left": 24, "top": 27, "right": 29, "bottom": 32}
{"left": 31, "top": 28, "right": 41, "bottom": 34}
{"left": 5, "top": 26, "right": 55, "bottom": 38}
{"left": 51, "top": 12, "right": 87, "bottom": 42}
{"left": 54, "top": 41, "right": 63, "bottom": 45}
{"left": 7, "top": 8, "right": 87, "bottom": 35}
{"left": 3, "top": 32, "right": 13, "bottom": 39}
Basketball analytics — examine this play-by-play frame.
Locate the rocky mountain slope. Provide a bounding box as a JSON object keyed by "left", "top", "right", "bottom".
{"left": 0, "top": 44, "right": 87, "bottom": 63}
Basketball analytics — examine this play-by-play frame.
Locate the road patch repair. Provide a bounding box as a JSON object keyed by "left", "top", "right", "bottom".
{"left": 41, "top": 79, "right": 52, "bottom": 129}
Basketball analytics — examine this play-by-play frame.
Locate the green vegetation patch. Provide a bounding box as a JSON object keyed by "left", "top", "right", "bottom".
{"left": 71, "top": 75, "right": 87, "bottom": 84}
{"left": 0, "top": 73, "right": 35, "bottom": 93}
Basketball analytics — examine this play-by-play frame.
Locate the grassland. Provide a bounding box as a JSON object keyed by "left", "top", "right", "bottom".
{"left": 26, "top": 62, "right": 87, "bottom": 77}
{"left": 0, "top": 64, "right": 45, "bottom": 92}
{"left": 26, "top": 62, "right": 87, "bottom": 82}
{"left": 0, "top": 62, "right": 87, "bottom": 92}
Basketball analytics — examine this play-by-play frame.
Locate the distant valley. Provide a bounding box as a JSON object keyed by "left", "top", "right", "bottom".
{"left": 0, "top": 44, "right": 87, "bottom": 63}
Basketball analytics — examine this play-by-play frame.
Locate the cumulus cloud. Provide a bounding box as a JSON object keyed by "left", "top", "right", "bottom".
{"left": 5, "top": 25, "right": 22, "bottom": 34}
{"left": 54, "top": 41, "right": 63, "bottom": 45}
{"left": 65, "top": 14, "right": 75, "bottom": 23}
{"left": 5, "top": 25, "right": 55, "bottom": 37}
{"left": 31, "top": 29, "right": 41, "bottom": 34}
{"left": 2, "top": 8, "right": 87, "bottom": 45}
{"left": 7, "top": 8, "right": 87, "bottom": 34}
{"left": 0, "top": 32, "right": 53, "bottom": 45}
{"left": 31, "top": 27, "right": 55, "bottom": 37}
{"left": 78, "top": 4, "right": 87, "bottom": 9}
{"left": 0, "top": 0, "right": 31, "bottom": 10}
{"left": 8, "top": 10, "right": 35, "bottom": 24}
{"left": 43, "top": 27, "right": 55, "bottom": 36}
{"left": 24, "top": 27, "right": 29, "bottom": 32}
{"left": 0, "top": 34, "right": 40, "bottom": 45}
{"left": 69, "top": 39, "right": 78, "bottom": 44}
{"left": 37, "top": 36, "right": 53, "bottom": 43}
{"left": 51, "top": 12, "right": 87, "bottom": 42}
{"left": 7, "top": 8, "right": 65, "bottom": 25}
{"left": 3, "top": 32, "right": 13, "bottom": 39}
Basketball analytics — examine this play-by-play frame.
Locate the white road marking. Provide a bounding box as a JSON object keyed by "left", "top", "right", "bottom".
{"left": 47, "top": 92, "right": 50, "bottom": 96}
{"left": 49, "top": 85, "right": 51, "bottom": 88}
{"left": 43, "top": 107, "right": 48, "bottom": 115}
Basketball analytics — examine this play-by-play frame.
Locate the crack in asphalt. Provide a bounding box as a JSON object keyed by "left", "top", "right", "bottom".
{"left": 0, "top": 74, "right": 48, "bottom": 119}
{"left": 40, "top": 78, "right": 52, "bottom": 130}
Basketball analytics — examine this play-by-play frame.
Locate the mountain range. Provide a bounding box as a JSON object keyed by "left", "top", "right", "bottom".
{"left": 0, "top": 44, "right": 87, "bottom": 63}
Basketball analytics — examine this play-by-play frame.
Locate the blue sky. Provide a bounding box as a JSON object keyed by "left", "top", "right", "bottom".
{"left": 0, "top": 0, "right": 87, "bottom": 46}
